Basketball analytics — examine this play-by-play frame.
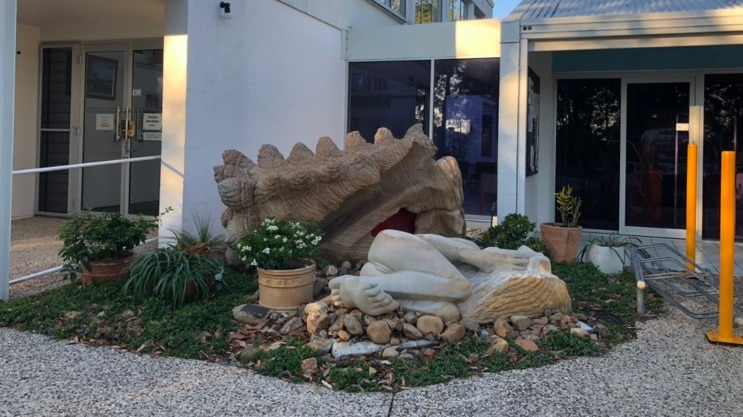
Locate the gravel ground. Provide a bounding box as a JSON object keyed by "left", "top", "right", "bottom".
{"left": 9, "top": 217, "right": 70, "bottom": 299}
{"left": 1, "top": 308, "right": 742, "bottom": 417}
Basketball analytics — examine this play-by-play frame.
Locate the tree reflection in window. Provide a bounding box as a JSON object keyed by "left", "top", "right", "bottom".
{"left": 555, "top": 79, "right": 621, "bottom": 230}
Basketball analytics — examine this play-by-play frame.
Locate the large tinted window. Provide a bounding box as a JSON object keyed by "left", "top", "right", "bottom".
{"left": 348, "top": 61, "right": 431, "bottom": 142}
{"left": 348, "top": 58, "right": 500, "bottom": 217}
{"left": 433, "top": 58, "right": 500, "bottom": 215}
{"left": 38, "top": 48, "right": 72, "bottom": 213}
{"left": 556, "top": 79, "right": 621, "bottom": 230}
{"left": 703, "top": 73, "right": 743, "bottom": 240}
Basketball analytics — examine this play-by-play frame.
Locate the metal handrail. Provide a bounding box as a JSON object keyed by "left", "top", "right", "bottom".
{"left": 8, "top": 236, "right": 160, "bottom": 286}
{"left": 12, "top": 155, "right": 160, "bottom": 175}
{"left": 6, "top": 157, "right": 162, "bottom": 301}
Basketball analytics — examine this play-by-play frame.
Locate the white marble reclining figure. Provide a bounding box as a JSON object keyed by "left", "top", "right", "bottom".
{"left": 329, "top": 230, "right": 571, "bottom": 323}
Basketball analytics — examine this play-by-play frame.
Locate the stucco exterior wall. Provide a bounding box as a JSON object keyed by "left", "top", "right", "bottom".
{"left": 524, "top": 51, "right": 553, "bottom": 224}
{"left": 12, "top": 24, "right": 40, "bottom": 220}
{"left": 161, "top": 0, "right": 346, "bottom": 234}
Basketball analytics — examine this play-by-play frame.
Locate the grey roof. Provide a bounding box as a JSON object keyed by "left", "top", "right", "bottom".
{"left": 508, "top": 0, "right": 743, "bottom": 20}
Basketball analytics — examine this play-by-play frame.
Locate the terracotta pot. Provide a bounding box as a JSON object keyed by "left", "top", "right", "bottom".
{"left": 540, "top": 223, "right": 582, "bottom": 263}
{"left": 81, "top": 254, "right": 135, "bottom": 285}
{"left": 257, "top": 261, "right": 316, "bottom": 311}
{"left": 185, "top": 275, "right": 217, "bottom": 301}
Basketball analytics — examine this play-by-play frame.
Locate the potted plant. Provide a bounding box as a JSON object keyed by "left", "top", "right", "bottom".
{"left": 578, "top": 233, "right": 646, "bottom": 274}
{"left": 237, "top": 218, "right": 324, "bottom": 311}
{"left": 58, "top": 210, "right": 161, "bottom": 284}
{"left": 123, "top": 246, "right": 223, "bottom": 307}
{"left": 540, "top": 185, "right": 582, "bottom": 263}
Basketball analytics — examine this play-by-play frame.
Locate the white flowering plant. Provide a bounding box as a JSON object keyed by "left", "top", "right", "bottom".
{"left": 237, "top": 218, "right": 324, "bottom": 270}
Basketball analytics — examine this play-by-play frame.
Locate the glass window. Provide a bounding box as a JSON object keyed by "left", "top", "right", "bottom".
{"left": 433, "top": 58, "right": 500, "bottom": 215}
{"left": 40, "top": 48, "right": 72, "bottom": 129}
{"left": 348, "top": 61, "right": 431, "bottom": 141}
{"left": 415, "top": 0, "right": 439, "bottom": 23}
{"left": 555, "top": 79, "right": 621, "bottom": 230}
{"left": 347, "top": 58, "right": 500, "bottom": 217}
{"left": 38, "top": 48, "right": 72, "bottom": 213}
{"left": 625, "top": 82, "right": 689, "bottom": 230}
{"left": 375, "top": 0, "right": 404, "bottom": 16}
{"left": 703, "top": 73, "right": 743, "bottom": 240}
{"left": 446, "top": 0, "right": 465, "bottom": 21}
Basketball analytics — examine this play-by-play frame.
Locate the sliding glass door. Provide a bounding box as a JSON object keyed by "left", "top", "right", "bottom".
{"left": 622, "top": 81, "right": 691, "bottom": 237}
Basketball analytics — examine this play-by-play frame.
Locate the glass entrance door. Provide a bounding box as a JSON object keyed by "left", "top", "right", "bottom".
{"left": 82, "top": 48, "right": 126, "bottom": 213}
{"left": 80, "top": 44, "right": 162, "bottom": 216}
{"left": 622, "top": 81, "right": 692, "bottom": 237}
{"left": 127, "top": 48, "right": 162, "bottom": 216}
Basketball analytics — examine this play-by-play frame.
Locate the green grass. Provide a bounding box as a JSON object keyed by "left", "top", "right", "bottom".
{"left": 0, "top": 261, "right": 664, "bottom": 391}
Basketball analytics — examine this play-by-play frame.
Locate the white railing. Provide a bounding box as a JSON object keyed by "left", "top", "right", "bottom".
{"left": 3, "top": 155, "right": 161, "bottom": 301}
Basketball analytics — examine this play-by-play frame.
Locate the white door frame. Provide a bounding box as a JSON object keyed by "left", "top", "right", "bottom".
{"left": 619, "top": 73, "right": 699, "bottom": 239}
{"left": 38, "top": 39, "right": 162, "bottom": 217}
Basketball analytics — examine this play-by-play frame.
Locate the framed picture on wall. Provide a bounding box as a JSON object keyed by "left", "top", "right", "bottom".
{"left": 526, "top": 68, "right": 540, "bottom": 177}
{"left": 86, "top": 55, "right": 118, "bottom": 100}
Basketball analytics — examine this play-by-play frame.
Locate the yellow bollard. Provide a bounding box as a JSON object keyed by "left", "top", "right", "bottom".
{"left": 706, "top": 151, "right": 743, "bottom": 345}
{"left": 686, "top": 144, "right": 697, "bottom": 269}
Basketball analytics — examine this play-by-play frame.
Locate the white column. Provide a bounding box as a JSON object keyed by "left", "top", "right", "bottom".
{"left": 159, "top": 0, "right": 189, "bottom": 240}
{"left": 497, "top": 20, "right": 522, "bottom": 218}
{"left": 0, "top": 0, "right": 17, "bottom": 301}
{"left": 405, "top": 0, "right": 415, "bottom": 24}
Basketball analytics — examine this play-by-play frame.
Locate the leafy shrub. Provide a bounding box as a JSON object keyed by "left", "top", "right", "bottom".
{"left": 58, "top": 210, "right": 161, "bottom": 280}
{"left": 480, "top": 213, "right": 545, "bottom": 252}
{"left": 123, "top": 247, "right": 223, "bottom": 307}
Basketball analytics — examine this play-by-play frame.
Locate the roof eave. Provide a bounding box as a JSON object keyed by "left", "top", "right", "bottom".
{"left": 515, "top": 8, "right": 743, "bottom": 40}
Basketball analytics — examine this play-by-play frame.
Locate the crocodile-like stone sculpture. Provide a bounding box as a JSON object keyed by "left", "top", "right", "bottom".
{"left": 214, "top": 124, "right": 466, "bottom": 264}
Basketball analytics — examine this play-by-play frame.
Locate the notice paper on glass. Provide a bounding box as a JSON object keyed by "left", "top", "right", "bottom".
{"left": 95, "top": 113, "right": 115, "bottom": 131}
{"left": 142, "top": 113, "right": 162, "bottom": 131}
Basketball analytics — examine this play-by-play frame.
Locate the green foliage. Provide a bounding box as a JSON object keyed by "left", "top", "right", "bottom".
{"left": 553, "top": 261, "right": 663, "bottom": 346}
{"left": 58, "top": 209, "right": 163, "bottom": 280}
{"left": 481, "top": 213, "right": 545, "bottom": 251}
{"left": 542, "top": 331, "right": 602, "bottom": 358}
{"left": 257, "top": 341, "right": 322, "bottom": 382}
{"left": 123, "top": 247, "right": 224, "bottom": 307}
{"left": 237, "top": 218, "right": 324, "bottom": 270}
{"left": 555, "top": 185, "right": 582, "bottom": 227}
{"left": 326, "top": 366, "right": 380, "bottom": 393}
{"left": 168, "top": 212, "right": 226, "bottom": 255}
{"left": 0, "top": 268, "right": 257, "bottom": 360}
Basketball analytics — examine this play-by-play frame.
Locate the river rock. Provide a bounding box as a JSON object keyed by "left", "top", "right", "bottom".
{"left": 417, "top": 315, "right": 444, "bottom": 336}
{"left": 367, "top": 320, "right": 392, "bottom": 344}
{"left": 441, "top": 323, "right": 466, "bottom": 343}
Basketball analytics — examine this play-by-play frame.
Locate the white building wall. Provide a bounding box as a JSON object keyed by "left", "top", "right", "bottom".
{"left": 39, "top": 15, "right": 163, "bottom": 41}
{"left": 12, "top": 24, "right": 40, "bottom": 219}
{"left": 347, "top": 19, "right": 501, "bottom": 60}
{"left": 161, "top": 0, "right": 346, "bottom": 233}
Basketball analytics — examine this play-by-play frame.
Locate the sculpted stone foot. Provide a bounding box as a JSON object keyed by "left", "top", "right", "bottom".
{"left": 397, "top": 299, "right": 461, "bottom": 324}
{"left": 335, "top": 276, "right": 399, "bottom": 316}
